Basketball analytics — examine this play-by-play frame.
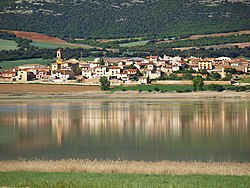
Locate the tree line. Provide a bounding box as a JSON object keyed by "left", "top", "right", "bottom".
{"left": 1, "top": 45, "right": 249, "bottom": 63}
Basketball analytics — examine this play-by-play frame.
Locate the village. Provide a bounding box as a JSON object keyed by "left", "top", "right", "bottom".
{"left": 1, "top": 49, "right": 250, "bottom": 85}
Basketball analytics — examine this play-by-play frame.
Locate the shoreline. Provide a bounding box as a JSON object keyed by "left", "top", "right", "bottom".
{"left": 1, "top": 83, "right": 250, "bottom": 99}
{"left": 0, "top": 160, "right": 249, "bottom": 176}
{"left": 0, "top": 90, "right": 250, "bottom": 100}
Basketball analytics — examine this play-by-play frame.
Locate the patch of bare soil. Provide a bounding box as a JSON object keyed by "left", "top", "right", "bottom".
{"left": 1, "top": 30, "right": 67, "bottom": 43}
{"left": 0, "top": 84, "right": 100, "bottom": 94}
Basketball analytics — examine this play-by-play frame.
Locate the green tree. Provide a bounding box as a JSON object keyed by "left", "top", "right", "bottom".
{"left": 128, "top": 63, "right": 135, "bottom": 69}
{"left": 207, "top": 71, "right": 221, "bottom": 81}
{"left": 225, "top": 73, "right": 232, "bottom": 80}
{"left": 99, "top": 77, "right": 110, "bottom": 91}
{"left": 200, "top": 69, "right": 209, "bottom": 75}
{"left": 75, "top": 67, "right": 82, "bottom": 76}
{"left": 183, "top": 72, "right": 194, "bottom": 80}
{"left": 167, "top": 73, "right": 181, "bottom": 80}
{"left": 192, "top": 75, "right": 204, "bottom": 91}
{"left": 225, "top": 68, "right": 237, "bottom": 74}
{"left": 211, "top": 72, "right": 221, "bottom": 80}
{"left": 98, "top": 58, "right": 105, "bottom": 65}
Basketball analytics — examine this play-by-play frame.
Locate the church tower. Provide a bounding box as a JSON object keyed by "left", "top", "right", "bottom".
{"left": 57, "top": 49, "right": 62, "bottom": 60}
{"left": 56, "top": 49, "right": 63, "bottom": 64}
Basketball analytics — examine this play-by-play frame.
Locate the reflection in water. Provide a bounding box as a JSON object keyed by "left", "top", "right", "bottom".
{"left": 0, "top": 99, "right": 249, "bottom": 162}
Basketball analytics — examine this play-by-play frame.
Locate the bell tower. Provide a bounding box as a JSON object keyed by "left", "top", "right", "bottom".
{"left": 57, "top": 49, "right": 62, "bottom": 60}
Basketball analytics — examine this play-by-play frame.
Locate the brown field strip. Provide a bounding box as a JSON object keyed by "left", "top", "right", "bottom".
{"left": 173, "top": 42, "right": 250, "bottom": 51}
{"left": 0, "top": 160, "right": 249, "bottom": 175}
{"left": 157, "top": 30, "right": 250, "bottom": 44}
{"left": 0, "top": 84, "right": 100, "bottom": 94}
{"left": 1, "top": 30, "right": 66, "bottom": 43}
{"left": 188, "top": 30, "right": 250, "bottom": 40}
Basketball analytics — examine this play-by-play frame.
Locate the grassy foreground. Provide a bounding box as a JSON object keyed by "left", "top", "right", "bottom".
{"left": 0, "top": 172, "right": 249, "bottom": 188}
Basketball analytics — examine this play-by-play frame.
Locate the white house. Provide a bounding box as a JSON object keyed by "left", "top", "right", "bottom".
{"left": 108, "top": 66, "right": 121, "bottom": 79}
{"left": 93, "top": 66, "right": 108, "bottom": 78}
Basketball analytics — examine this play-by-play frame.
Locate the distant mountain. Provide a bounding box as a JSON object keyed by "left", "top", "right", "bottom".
{"left": 0, "top": 0, "right": 249, "bottom": 39}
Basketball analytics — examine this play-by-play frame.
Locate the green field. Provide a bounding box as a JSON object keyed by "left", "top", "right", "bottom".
{"left": 30, "top": 41, "right": 79, "bottom": 49}
{"left": 0, "top": 172, "right": 249, "bottom": 188}
{"left": 0, "top": 58, "right": 54, "bottom": 70}
{"left": 111, "top": 84, "right": 250, "bottom": 93}
{"left": 239, "top": 78, "right": 250, "bottom": 83}
{"left": 0, "top": 39, "right": 80, "bottom": 50}
{"left": 111, "top": 84, "right": 199, "bottom": 92}
{"left": 119, "top": 40, "right": 149, "bottom": 47}
{"left": 0, "top": 39, "right": 18, "bottom": 50}
{"left": 79, "top": 57, "right": 95, "bottom": 61}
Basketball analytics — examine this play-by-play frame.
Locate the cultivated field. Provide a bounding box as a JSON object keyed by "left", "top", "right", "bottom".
{"left": 188, "top": 30, "right": 250, "bottom": 40}
{"left": 3, "top": 29, "right": 249, "bottom": 50}
{"left": 0, "top": 84, "right": 100, "bottom": 94}
{"left": 0, "top": 58, "right": 54, "bottom": 70}
{"left": 119, "top": 40, "right": 149, "bottom": 47}
{"left": 1, "top": 30, "right": 66, "bottom": 43}
{"left": 95, "top": 37, "right": 144, "bottom": 43}
{"left": 0, "top": 30, "right": 94, "bottom": 49}
{"left": 158, "top": 30, "right": 250, "bottom": 44}
{"left": 156, "top": 30, "right": 250, "bottom": 49}
{"left": 30, "top": 41, "right": 79, "bottom": 49}
{"left": 0, "top": 39, "right": 18, "bottom": 50}
{"left": 173, "top": 42, "right": 250, "bottom": 51}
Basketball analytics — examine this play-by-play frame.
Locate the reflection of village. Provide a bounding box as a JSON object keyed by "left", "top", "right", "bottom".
{"left": 0, "top": 101, "right": 249, "bottom": 149}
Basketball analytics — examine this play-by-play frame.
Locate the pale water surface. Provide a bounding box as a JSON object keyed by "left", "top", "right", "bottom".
{"left": 0, "top": 99, "right": 249, "bottom": 162}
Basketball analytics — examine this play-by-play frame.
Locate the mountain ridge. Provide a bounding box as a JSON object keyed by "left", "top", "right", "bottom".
{"left": 0, "top": 0, "right": 249, "bottom": 39}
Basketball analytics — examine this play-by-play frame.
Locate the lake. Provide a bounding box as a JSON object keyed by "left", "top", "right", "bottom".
{"left": 0, "top": 99, "right": 249, "bottom": 162}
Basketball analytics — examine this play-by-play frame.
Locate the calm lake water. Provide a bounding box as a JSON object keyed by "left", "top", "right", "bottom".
{"left": 0, "top": 99, "right": 249, "bottom": 162}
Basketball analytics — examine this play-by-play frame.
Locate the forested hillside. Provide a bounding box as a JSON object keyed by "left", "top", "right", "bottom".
{"left": 0, "top": 0, "right": 249, "bottom": 39}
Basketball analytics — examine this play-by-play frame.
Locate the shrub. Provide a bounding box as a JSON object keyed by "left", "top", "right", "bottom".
{"left": 226, "top": 86, "right": 247, "bottom": 92}
{"left": 176, "top": 90, "right": 183, "bottom": 93}
{"left": 208, "top": 84, "right": 225, "bottom": 92}
{"left": 154, "top": 87, "right": 160, "bottom": 92}
{"left": 183, "top": 89, "right": 193, "bottom": 93}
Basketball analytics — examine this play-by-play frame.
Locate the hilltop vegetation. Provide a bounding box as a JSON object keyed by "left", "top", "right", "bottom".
{"left": 0, "top": 0, "right": 249, "bottom": 39}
